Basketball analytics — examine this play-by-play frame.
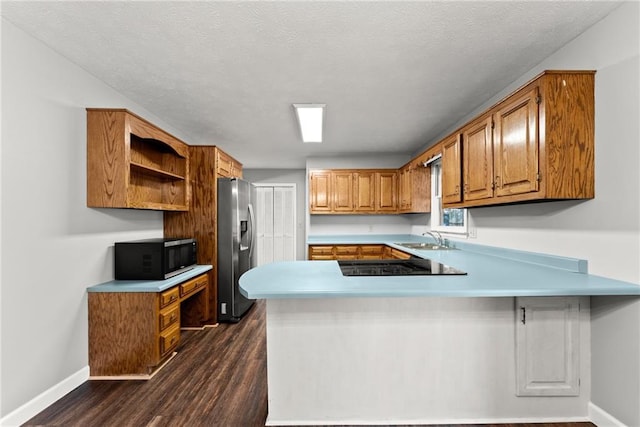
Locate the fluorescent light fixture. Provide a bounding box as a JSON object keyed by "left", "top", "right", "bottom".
{"left": 293, "top": 103, "right": 325, "bottom": 143}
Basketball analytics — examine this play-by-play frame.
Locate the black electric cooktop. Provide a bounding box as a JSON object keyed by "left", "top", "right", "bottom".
{"left": 338, "top": 259, "right": 467, "bottom": 276}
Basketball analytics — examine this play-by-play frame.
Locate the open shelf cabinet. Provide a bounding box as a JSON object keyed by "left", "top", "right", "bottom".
{"left": 87, "top": 108, "right": 190, "bottom": 211}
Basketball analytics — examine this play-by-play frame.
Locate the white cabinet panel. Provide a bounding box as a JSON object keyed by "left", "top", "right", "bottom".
{"left": 515, "top": 296, "right": 581, "bottom": 396}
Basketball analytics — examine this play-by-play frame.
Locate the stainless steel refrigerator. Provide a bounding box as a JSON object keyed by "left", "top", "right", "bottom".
{"left": 217, "top": 178, "right": 256, "bottom": 322}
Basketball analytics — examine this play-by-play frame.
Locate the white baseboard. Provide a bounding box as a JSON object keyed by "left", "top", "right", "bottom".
{"left": 0, "top": 366, "right": 89, "bottom": 427}
{"left": 589, "top": 402, "right": 628, "bottom": 427}
{"left": 266, "top": 415, "right": 590, "bottom": 426}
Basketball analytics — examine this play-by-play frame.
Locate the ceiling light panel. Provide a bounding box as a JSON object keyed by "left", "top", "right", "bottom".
{"left": 293, "top": 104, "right": 325, "bottom": 143}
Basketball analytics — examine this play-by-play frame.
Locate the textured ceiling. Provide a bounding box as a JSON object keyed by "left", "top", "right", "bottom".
{"left": 1, "top": 1, "right": 621, "bottom": 168}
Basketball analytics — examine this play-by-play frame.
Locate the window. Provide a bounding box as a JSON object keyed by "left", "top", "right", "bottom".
{"left": 430, "top": 159, "right": 468, "bottom": 234}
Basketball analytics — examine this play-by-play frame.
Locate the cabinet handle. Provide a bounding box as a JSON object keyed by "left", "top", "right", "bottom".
{"left": 464, "top": 184, "right": 469, "bottom": 194}
{"left": 495, "top": 176, "right": 502, "bottom": 188}
{"left": 455, "top": 185, "right": 460, "bottom": 195}
{"left": 520, "top": 306, "right": 526, "bottom": 325}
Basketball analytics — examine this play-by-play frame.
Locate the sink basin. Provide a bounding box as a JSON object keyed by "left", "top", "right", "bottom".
{"left": 395, "top": 242, "right": 455, "bottom": 250}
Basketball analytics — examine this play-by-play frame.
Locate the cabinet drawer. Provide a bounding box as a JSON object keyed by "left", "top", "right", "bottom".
{"left": 390, "top": 248, "right": 412, "bottom": 259}
{"left": 159, "top": 304, "right": 180, "bottom": 331}
{"left": 335, "top": 245, "right": 358, "bottom": 255}
{"left": 160, "top": 324, "right": 180, "bottom": 356}
{"left": 180, "top": 274, "right": 208, "bottom": 298}
{"left": 360, "top": 245, "right": 384, "bottom": 255}
{"left": 309, "top": 245, "right": 333, "bottom": 255}
{"left": 160, "top": 287, "right": 180, "bottom": 308}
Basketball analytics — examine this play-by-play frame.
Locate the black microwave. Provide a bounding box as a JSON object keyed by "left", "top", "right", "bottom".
{"left": 114, "top": 238, "right": 197, "bottom": 280}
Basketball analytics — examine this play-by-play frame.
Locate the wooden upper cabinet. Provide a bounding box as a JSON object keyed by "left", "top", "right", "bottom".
{"left": 493, "top": 87, "right": 539, "bottom": 198}
{"left": 441, "top": 134, "right": 462, "bottom": 205}
{"left": 375, "top": 171, "right": 398, "bottom": 212}
{"left": 86, "top": 108, "right": 190, "bottom": 211}
{"left": 397, "top": 165, "right": 410, "bottom": 211}
{"left": 309, "top": 169, "right": 399, "bottom": 214}
{"left": 216, "top": 149, "right": 243, "bottom": 178}
{"left": 309, "top": 170, "right": 333, "bottom": 212}
{"left": 333, "top": 171, "right": 355, "bottom": 212}
{"left": 462, "top": 114, "right": 494, "bottom": 202}
{"left": 444, "top": 70, "right": 594, "bottom": 208}
{"left": 354, "top": 172, "right": 376, "bottom": 212}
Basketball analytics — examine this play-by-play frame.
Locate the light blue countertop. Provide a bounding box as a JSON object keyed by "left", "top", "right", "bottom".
{"left": 87, "top": 265, "right": 213, "bottom": 293}
{"left": 239, "top": 235, "right": 640, "bottom": 299}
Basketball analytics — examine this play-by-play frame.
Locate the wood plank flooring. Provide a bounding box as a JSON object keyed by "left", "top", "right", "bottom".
{"left": 24, "top": 299, "right": 596, "bottom": 427}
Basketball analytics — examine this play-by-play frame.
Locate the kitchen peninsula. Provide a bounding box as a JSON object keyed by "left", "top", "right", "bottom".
{"left": 239, "top": 235, "right": 640, "bottom": 425}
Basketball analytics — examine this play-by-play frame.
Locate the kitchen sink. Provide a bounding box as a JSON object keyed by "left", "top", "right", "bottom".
{"left": 395, "top": 242, "right": 456, "bottom": 250}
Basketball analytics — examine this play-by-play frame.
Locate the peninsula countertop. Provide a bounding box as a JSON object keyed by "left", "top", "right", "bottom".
{"left": 239, "top": 235, "right": 640, "bottom": 299}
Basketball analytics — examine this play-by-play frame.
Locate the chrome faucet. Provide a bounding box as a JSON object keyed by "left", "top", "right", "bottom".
{"left": 422, "top": 231, "right": 445, "bottom": 247}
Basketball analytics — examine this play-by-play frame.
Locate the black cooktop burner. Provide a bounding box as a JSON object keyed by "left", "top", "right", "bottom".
{"left": 338, "top": 259, "right": 466, "bottom": 276}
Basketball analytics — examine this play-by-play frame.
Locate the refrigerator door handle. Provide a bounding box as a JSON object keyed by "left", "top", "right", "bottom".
{"left": 248, "top": 203, "right": 256, "bottom": 259}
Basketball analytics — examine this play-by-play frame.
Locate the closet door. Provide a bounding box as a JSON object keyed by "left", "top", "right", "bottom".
{"left": 255, "top": 185, "right": 296, "bottom": 266}
{"left": 256, "top": 187, "right": 274, "bottom": 266}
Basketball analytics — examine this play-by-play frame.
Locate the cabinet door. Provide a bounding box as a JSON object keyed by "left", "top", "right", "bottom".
{"left": 359, "top": 245, "right": 385, "bottom": 259}
{"left": 463, "top": 115, "right": 494, "bottom": 202}
{"left": 333, "top": 171, "right": 354, "bottom": 212}
{"left": 309, "top": 171, "right": 332, "bottom": 213}
{"left": 308, "top": 245, "right": 334, "bottom": 260}
{"left": 334, "top": 245, "right": 358, "bottom": 260}
{"left": 494, "top": 87, "right": 540, "bottom": 197}
{"left": 354, "top": 172, "right": 376, "bottom": 212}
{"left": 376, "top": 172, "right": 398, "bottom": 212}
{"left": 515, "top": 297, "right": 580, "bottom": 396}
{"left": 398, "top": 166, "right": 412, "bottom": 211}
{"left": 441, "top": 134, "right": 462, "bottom": 204}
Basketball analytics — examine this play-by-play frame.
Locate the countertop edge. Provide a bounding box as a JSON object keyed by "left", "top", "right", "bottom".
{"left": 87, "top": 265, "right": 213, "bottom": 293}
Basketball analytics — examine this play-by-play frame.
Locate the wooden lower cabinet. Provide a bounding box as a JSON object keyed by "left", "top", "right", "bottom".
{"left": 308, "top": 245, "right": 335, "bottom": 260}
{"left": 385, "top": 246, "right": 413, "bottom": 260}
{"left": 88, "top": 273, "right": 208, "bottom": 378}
{"left": 308, "top": 244, "right": 409, "bottom": 260}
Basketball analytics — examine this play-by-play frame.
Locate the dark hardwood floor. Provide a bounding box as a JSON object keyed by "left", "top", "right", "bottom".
{"left": 25, "top": 299, "right": 596, "bottom": 427}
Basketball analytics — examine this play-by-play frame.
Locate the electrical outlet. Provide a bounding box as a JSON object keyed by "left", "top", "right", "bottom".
{"left": 468, "top": 226, "right": 477, "bottom": 239}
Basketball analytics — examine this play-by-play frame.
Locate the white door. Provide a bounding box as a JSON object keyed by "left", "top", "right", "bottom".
{"left": 255, "top": 184, "right": 296, "bottom": 266}
{"left": 515, "top": 296, "right": 582, "bottom": 396}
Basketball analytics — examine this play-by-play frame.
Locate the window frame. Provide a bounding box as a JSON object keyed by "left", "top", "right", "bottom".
{"left": 430, "top": 159, "right": 468, "bottom": 235}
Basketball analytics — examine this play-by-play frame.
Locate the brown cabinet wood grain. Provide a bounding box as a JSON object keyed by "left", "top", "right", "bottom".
{"left": 164, "top": 146, "right": 240, "bottom": 324}
{"left": 309, "top": 169, "right": 400, "bottom": 214}
{"left": 493, "top": 87, "right": 540, "bottom": 198}
{"left": 375, "top": 171, "right": 398, "bottom": 212}
{"left": 333, "top": 171, "right": 355, "bottom": 212}
{"left": 86, "top": 109, "right": 190, "bottom": 211}
{"left": 354, "top": 172, "right": 376, "bottom": 212}
{"left": 308, "top": 244, "right": 409, "bottom": 260}
{"left": 462, "top": 114, "right": 494, "bottom": 202}
{"left": 216, "top": 149, "right": 243, "bottom": 178}
{"left": 398, "top": 160, "right": 430, "bottom": 213}
{"left": 442, "top": 70, "right": 595, "bottom": 208}
{"left": 88, "top": 273, "right": 209, "bottom": 378}
{"left": 441, "top": 134, "right": 462, "bottom": 205}
{"left": 309, "top": 170, "right": 333, "bottom": 212}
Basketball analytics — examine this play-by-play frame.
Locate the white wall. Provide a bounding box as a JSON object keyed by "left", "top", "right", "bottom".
{"left": 0, "top": 19, "right": 195, "bottom": 422}
{"left": 416, "top": 3, "right": 640, "bottom": 425}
